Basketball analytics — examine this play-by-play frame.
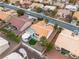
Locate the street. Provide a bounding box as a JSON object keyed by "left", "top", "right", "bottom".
{"left": 0, "top": 2, "right": 79, "bottom": 32}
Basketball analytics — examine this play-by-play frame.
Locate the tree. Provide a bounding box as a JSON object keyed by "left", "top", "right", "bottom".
{"left": 40, "top": 36, "right": 48, "bottom": 47}
{"left": 58, "top": 27, "right": 63, "bottom": 33}
{"left": 16, "top": 9, "right": 25, "bottom": 16}
{"left": 45, "top": 9, "right": 57, "bottom": 17}
{"left": 65, "top": 14, "right": 73, "bottom": 23}
{"left": 15, "top": 1, "right": 20, "bottom": 6}
{"left": 35, "top": 7, "right": 42, "bottom": 13}
{"left": 3, "top": 0, "right": 10, "bottom": 3}
{"left": 54, "top": 24, "right": 58, "bottom": 30}
{"left": 76, "top": 21, "right": 79, "bottom": 26}
{"left": 46, "top": 43, "right": 54, "bottom": 52}
{"left": 69, "top": 0, "right": 76, "bottom": 4}
{"left": 44, "top": 19, "right": 48, "bottom": 24}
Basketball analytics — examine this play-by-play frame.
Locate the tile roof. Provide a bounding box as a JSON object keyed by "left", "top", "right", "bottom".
{"left": 9, "top": 15, "right": 31, "bottom": 30}
{"left": 73, "top": 11, "right": 79, "bottom": 20}
{"left": 55, "top": 29, "right": 79, "bottom": 56}
{"left": 31, "top": 21, "right": 53, "bottom": 38}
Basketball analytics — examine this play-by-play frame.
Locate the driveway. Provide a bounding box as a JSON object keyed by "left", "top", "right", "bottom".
{"left": 45, "top": 49, "right": 72, "bottom": 59}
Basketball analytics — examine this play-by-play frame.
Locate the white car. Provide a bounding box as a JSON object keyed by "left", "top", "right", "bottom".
{"left": 22, "top": 32, "right": 31, "bottom": 42}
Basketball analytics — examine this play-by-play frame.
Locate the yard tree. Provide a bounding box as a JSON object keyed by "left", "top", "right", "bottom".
{"left": 16, "top": 9, "right": 25, "bottom": 16}
{"left": 3, "top": 0, "right": 10, "bottom": 3}
{"left": 35, "top": 7, "right": 42, "bottom": 13}
{"left": 40, "top": 36, "right": 49, "bottom": 47}
{"left": 69, "top": 0, "right": 76, "bottom": 4}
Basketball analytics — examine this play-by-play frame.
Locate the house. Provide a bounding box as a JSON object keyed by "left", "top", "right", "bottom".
{"left": 56, "top": 9, "right": 71, "bottom": 19}
{"left": 20, "top": 0, "right": 32, "bottom": 8}
{"left": 43, "top": 0, "right": 53, "bottom": 5}
{"left": 55, "top": 29, "right": 79, "bottom": 59}
{"left": 43, "top": 5, "right": 56, "bottom": 11}
{"left": 9, "top": 0, "right": 22, "bottom": 3}
{"left": 0, "top": 37, "right": 9, "bottom": 55}
{"left": 0, "top": 10, "right": 17, "bottom": 22}
{"left": 31, "top": 21, "right": 54, "bottom": 39}
{"left": 65, "top": 5, "right": 78, "bottom": 11}
{"left": 73, "top": 11, "right": 79, "bottom": 20}
{"left": 9, "top": 15, "right": 32, "bottom": 32}
{"left": 53, "top": 2, "right": 65, "bottom": 8}
{"left": 33, "top": 0, "right": 43, "bottom": 3}
{"left": 2, "top": 52, "right": 23, "bottom": 59}
{"left": 30, "top": 3, "right": 44, "bottom": 9}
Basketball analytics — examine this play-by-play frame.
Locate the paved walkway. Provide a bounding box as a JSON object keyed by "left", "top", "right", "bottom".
{"left": 45, "top": 49, "right": 72, "bottom": 59}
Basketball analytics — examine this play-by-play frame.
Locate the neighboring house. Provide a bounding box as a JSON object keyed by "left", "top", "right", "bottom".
{"left": 76, "top": 0, "right": 79, "bottom": 6}
{"left": 65, "top": 5, "right": 78, "bottom": 11}
{"left": 31, "top": 21, "right": 54, "bottom": 39}
{"left": 53, "top": 2, "right": 65, "bottom": 8}
{"left": 9, "top": 15, "right": 33, "bottom": 32}
{"left": 20, "top": 0, "right": 32, "bottom": 8}
{"left": 55, "top": 29, "right": 79, "bottom": 59}
{"left": 0, "top": 10, "right": 17, "bottom": 22}
{"left": 9, "top": 0, "right": 22, "bottom": 3}
{"left": 30, "top": 3, "right": 44, "bottom": 9}
{"left": 0, "top": 37, "right": 9, "bottom": 55}
{"left": 73, "top": 11, "right": 79, "bottom": 20}
{"left": 43, "top": 5, "right": 56, "bottom": 11}
{"left": 43, "top": 0, "right": 53, "bottom": 5}
{"left": 56, "top": 9, "right": 71, "bottom": 19}
{"left": 2, "top": 52, "right": 24, "bottom": 59}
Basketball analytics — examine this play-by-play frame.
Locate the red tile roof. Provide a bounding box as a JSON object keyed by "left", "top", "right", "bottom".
{"left": 9, "top": 15, "right": 31, "bottom": 30}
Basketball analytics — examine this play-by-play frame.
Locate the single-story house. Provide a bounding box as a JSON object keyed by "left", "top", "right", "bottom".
{"left": 9, "top": 15, "right": 33, "bottom": 32}
{"left": 2, "top": 52, "right": 24, "bottom": 59}
{"left": 20, "top": 0, "right": 32, "bottom": 8}
{"left": 34, "top": 0, "right": 43, "bottom": 3}
{"left": 31, "top": 21, "right": 54, "bottom": 39}
{"left": 56, "top": 9, "right": 71, "bottom": 19}
{"left": 30, "top": 3, "right": 44, "bottom": 9}
{"left": 55, "top": 29, "right": 79, "bottom": 58}
{"left": 65, "top": 5, "right": 78, "bottom": 11}
{"left": 0, "top": 37, "right": 9, "bottom": 55}
{"left": 73, "top": 11, "right": 79, "bottom": 20}
{"left": 0, "top": 10, "right": 17, "bottom": 22}
{"left": 53, "top": 2, "right": 65, "bottom": 8}
{"left": 43, "top": 5, "right": 56, "bottom": 11}
{"left": 9, "top": 0, "right": 21, "bottom": 3}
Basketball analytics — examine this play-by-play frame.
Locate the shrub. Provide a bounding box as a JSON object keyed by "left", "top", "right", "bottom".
{"left": 0, "top": 28, "right": 20, "bottom": 43}
{"left": 16, "top": 9, "right": 25, "bottom": 16}
{"left": 29, "top": 38, "right": 37, "bottom": 45}
{"left": 40, "top": 36, "right": 48, "bottom": 47}
{"left": 46, "top": 43, "right": 54, "bottom": 52}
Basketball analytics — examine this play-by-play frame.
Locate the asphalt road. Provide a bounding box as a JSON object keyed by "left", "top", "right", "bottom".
{"left": 0, "top": 2, "right": 79, "bottom": 32}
